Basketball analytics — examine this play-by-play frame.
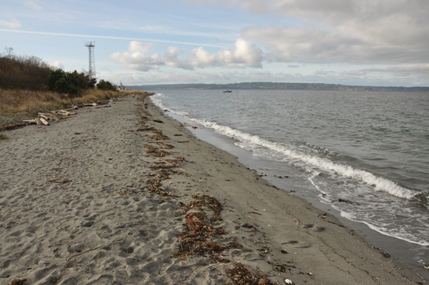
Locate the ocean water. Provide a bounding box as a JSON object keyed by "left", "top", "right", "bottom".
{"left": 151, "top": 89, "right": 429, "bottom": 277}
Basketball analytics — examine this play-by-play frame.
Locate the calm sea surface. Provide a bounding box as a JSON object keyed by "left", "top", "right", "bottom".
{"left": 151, "top": 89, "right": 429, "bottom": 277}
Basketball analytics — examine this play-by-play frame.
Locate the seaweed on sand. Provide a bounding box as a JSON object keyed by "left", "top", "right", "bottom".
{"left": 152, "top": 168, "right": 177, "bottom": 180}
{"left": 225, "top": 262, "right": 276, "bottom": 285}
{"left": 145, "top": 144, "right": 170, "bottom": 157}
{"left": 150, "top": 132, "right": 169, "bottom": 141}
{"left": 147, "top": 178, "right": 175, "bottom": 197}
{"left": 165, "top": 157, "right": 185, "bottom": 164}
{"left": 156, "top": 141, "right": 174, "bottom": 149}
{"left": 172, "top": 195, "right": 242, "bottom": 263}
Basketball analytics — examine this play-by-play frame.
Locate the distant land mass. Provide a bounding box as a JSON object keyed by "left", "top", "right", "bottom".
{"left": 127, "top": 82, "right": 429, "bottom": 92}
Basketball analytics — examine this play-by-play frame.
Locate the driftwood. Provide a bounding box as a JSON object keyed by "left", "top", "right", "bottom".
{"left": 0, "top": 122, "right": 28, "bottom": 132}
{"left": 56, "top": 110, "right": 77, "bottom": 116}
{"left": 19, "top": 108, "right": 79, "bottom": 127}
{"left": 39, "top": 117, "right": 49, "bottom": 126}
{"left": 39, "top": 113, "right": 57, "bottom": 122}
{"left": 14, "top": 101, "right": 110, "bottom": 129}
{"left": 66, "top": 105, "right": 78, "bottom": 111}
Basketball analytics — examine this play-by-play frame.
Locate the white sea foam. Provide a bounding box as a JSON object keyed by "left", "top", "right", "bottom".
{"left": 152, "top": 93, "right": 190, "bottom": 117}
{"left": 174, "top": 114, "right": 417, "bottom": 200}
{"left": 339, "top": 211, "right": 429, "bottom": 246}
{"left": 308, "top": 172, "right": 325, "bottom": 194}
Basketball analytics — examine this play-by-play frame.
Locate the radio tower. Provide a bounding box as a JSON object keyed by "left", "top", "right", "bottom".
{"left": 85, "top": 41, "right": 96, "bottom": 79}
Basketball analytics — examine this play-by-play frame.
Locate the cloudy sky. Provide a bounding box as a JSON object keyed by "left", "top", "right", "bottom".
{"left": 1, "top": 0, "right": 428, "bottom": 86}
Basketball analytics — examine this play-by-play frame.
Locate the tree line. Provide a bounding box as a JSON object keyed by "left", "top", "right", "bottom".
{"left": 0, "top": 47, "right": 117, "bottom": 97}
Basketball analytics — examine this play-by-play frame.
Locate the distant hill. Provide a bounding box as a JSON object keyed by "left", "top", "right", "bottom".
{"left": 127, "top": 82, "right": 429, "bottom": 92}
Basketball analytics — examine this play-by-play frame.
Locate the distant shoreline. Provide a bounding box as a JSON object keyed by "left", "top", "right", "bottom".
{"left": 127, "top": 82, "right": 429, "bottom": 92}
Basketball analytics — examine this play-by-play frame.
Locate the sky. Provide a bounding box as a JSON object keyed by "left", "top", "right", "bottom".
{"left": 1, "top": 0, "right": 428, "bottom": 87}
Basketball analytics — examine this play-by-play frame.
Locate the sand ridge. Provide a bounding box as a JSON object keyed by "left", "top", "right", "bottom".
{"left": 0, "top": 95, "right": 424, "bottom": 284}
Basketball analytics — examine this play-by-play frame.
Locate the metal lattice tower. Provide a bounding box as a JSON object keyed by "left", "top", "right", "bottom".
{"left": 85, "top": 41, "right": 96, "bottom": 79}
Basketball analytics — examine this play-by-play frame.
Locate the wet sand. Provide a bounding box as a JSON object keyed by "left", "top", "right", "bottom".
{"left": 0, "top": 94, "right": 425, "bottom": 284}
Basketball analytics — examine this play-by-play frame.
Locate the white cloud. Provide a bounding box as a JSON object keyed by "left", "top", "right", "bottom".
{"left": 50, "top": 60, "right": 64, "bottom": 70}
{"left": 0, "top": 18, "right": 21, "bottom": 29}
{"left": 101, "top": 69, "right": 303, "bottom": 85}
{"left": 99, "top": 61, "right": 429, "bottom": 87}
{"left": 111, "top": 39, "right": 263, "bottom": 71}
{"left": 187, "top": 0, "right": 429, "bottom": 66}
{"left": 379, "top": 65, "right": 429, "bottom": 76}
{"left": 24, "top": 0, "right": 42, "bottom": 10}
{"left": 110, "top": 42, "right": 164, "bottom": 71}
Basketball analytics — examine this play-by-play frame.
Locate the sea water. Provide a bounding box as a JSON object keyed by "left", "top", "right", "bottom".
{"left": 151, "top": 89, "right": 429, "bottom": 278}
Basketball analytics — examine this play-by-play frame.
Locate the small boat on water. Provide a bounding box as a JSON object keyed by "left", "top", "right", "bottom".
{"left": 222, "top": 90, "right": 232, "bottom": 93}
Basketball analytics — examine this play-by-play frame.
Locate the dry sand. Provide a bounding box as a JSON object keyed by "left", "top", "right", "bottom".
{"left": 0, "top": 95, "right": 425, "bottom": 285}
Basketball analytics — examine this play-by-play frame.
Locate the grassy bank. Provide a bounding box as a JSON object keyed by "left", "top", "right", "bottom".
{"left": 0, "top": 89, "right": 151, "bottom": 135}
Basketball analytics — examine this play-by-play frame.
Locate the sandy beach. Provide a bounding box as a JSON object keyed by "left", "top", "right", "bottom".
{"left": 0, "top": 94, "right": 425, "bottom": 285}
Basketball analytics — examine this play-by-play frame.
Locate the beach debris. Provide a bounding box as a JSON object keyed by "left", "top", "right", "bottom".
{"left": 423, "top": 264, "right": 429, "bottom": 270}
{"left": 156, "top": 141, "right": 174, "bottom": 149}
{"left": 47, "top": 179, "right": 72, "bottom": 184}
{"left": 152, "top": 168, "right": 177, "bottom": 180}
{"left": 84, "top": 102, "right": 98, "bottom": 107}
{"left": 149, "top": 113, "right": 164, "bottom": 123}
{"left": 8, "top": 279, "right": 27, "bottom": 285}
{"left": 39, "top": 116, "right": 49, "bottom": 126}
{"left": 118, "top": 189, "right": 137, "bottom": 196}
{"left": 184, "top": 123, "right": 198, "bottom": 129}
{"left": 136, "top": 126, "right": 156, "bottom": 132}
{"left": 225, "top": 262, "right": 275, "bottom": 285}
{"left": 147, "top": 178, "right": 175, "bottom": 197}
{"left": 151, "top": 132, "right": 169, "bottom": 140}
{"left": 373, "top": 247, "right": 391, "bottom": 258}
{"left": 166, "top": 157, "right": 185, "bottom": 164}
{"left": 145, "top": 144, "right": 170, "bottom": 157}
{"left": 267, "top": 260, "right": 297, "bottom": 273}
{"left": 179, "top": 168, "right": 193, "bottom": 176}
{"left": 284, "top": 279, "right": 294, "bottom": 285}
{"left": 259, "top": 245, "right": 272, "bottom": 254}
{"left": 19, "top": 109, "right": 78, "bottom": 127}
{"left": 0, "top": 122, "right": 29, "bottom": 132}
{"left": 172, "top": 195, "right": 242, "bottom": 263}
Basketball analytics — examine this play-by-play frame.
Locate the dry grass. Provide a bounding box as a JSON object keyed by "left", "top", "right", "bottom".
{"left": 0, "top": 89, "right": 67, "bottom": 116}
{"left": 0, "top": 89, "right": 148, "bottom": 125}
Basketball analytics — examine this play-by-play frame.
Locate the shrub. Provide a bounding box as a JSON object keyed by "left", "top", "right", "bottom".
{"left": 46, "top": 69, "right": 95, "bottom": 97}
{"left": 0, "top": 49, "right": 51, "bottom": 90}
{"left": 96, "top": 79, "right": 116, "bottom": 91}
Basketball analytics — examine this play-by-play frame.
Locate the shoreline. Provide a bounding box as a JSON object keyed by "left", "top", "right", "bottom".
{"left": 0, "top": 94, "right": 425, "bottom": 284}
{"left": 158, "top": 96, "right": 429, "bottom": 281}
